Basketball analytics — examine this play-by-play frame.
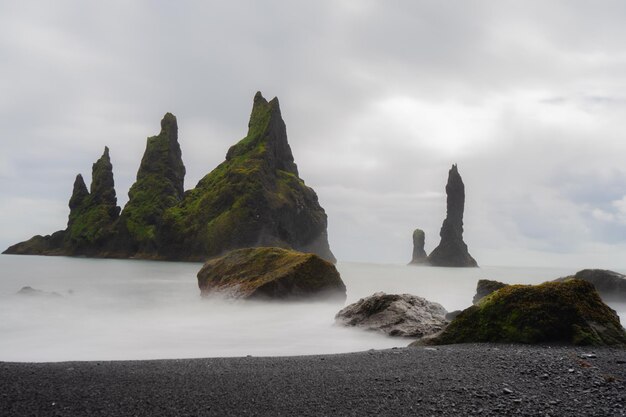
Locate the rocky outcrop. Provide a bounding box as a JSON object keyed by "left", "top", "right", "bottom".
{"left": 428, "top": 164, "right": 477, "bottom": 267}
{"left": 4, "top": 147, "right": 120, "bottom": 255}
{"left": 472, "top": 279, "right": 508, "bottom": 304}
{"left": 335, "top": 292, "right": 448, "bottom": 337}
{"left": 160, "top": 92, "right": 335, "bottom": 262}
{"left": 117, "top": 113, "right": 186, "bottom": 254}
{"left": 197, "top": 247, "right": 345, "bottom": 300}
{"left": 408, "top": 228, "right": 427, "bottom": 264}
{"left": 4, "top": 92, "right": 336, "bottom": 262}
{"left": 555, "top": 269, "right": 626, "bottom": 303}
{"left": 422, "top": 280, "right": 626, "bottom": 346}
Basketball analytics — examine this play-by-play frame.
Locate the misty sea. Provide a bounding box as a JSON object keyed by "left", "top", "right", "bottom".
{"left": 1, "top": 254, "right": 624, "bottom": 362}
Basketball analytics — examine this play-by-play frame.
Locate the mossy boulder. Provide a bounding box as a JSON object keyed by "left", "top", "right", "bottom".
{"left": 196, "top": 247, "right": 346, "bottom": 300}
{"left": 423, "top": 280, "right": 626, "bottom": 346}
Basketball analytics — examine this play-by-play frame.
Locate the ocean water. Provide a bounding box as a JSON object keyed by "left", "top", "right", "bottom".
{"left": 0, "top": 254, "right": 624, "bottom": 362}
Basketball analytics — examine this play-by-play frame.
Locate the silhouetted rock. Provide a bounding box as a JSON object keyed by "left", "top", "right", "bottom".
{"left": 473, "top": 279, "right": 508, "bottom": 304}
{"left": 554, "top": 269, "right": 626, "bottom": 303}
{"left": 421, "top": 280, "right": 626, "bottom": 346}
{"left": 197, "top": 247, "right": 345, "bottom": 300}
{"left": 428, "top": 164, "right": 477, "bottom": 267}
{"left": 335, "top": 292, "right": 448, "bottom": 337}
{"left": 408, "top": 228, "right": 427, "bottom": 264}
{"left": 4, "top": 93, "right": 336, "bottom": 262}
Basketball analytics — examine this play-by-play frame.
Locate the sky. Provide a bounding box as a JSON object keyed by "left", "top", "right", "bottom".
{"left": 2, "top": 1, "right": 626, "bottom": 268}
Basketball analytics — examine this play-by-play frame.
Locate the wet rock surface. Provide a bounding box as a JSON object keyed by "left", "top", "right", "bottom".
{"left": 335, "top": 292, "right": 448, "bottom": 337}
{"left": 428, "top": 164, "right": 478, "bottom": 267}
{"left": 2, "top": 345, "right": 625, "bottom": 417}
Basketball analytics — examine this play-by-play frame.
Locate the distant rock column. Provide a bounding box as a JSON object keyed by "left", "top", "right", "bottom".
{"left": 409, "top": 228, "right": 427, "bottom": 264}
{"left": 428, "top": 164, "right": 478, "bottom": 267}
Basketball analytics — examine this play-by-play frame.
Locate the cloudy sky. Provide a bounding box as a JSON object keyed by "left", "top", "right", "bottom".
{"left": 2, "top": 1, "right": 626, "bottom": 268}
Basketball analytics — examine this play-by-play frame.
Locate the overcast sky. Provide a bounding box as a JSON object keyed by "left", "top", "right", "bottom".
{"left": 2, "top": 1, "right": 626, "bottom": 268}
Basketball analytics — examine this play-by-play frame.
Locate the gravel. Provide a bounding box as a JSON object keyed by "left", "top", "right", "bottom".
{"left": 1, "top": 344, "right": 626, "bottom": 416}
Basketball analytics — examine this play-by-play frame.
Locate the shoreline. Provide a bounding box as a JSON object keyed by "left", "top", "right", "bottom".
{"left": 3, "top": 344, "right": 625, "bottom": 416}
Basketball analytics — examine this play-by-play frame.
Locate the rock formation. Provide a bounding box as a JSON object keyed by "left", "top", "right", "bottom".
{"left": 16, "top": 286, "right": 62, "bottom": 298}
{"left": 472, "top": 279, "right": 508, "bottom": 304}
{"left": 160, "top": 92, "right": 335, "bottom": 262}
{"left": 335, "top": 292, "right": 448, "bottom": 337}
{"left": 408, "top": 228, "right": 427, "bottom": 264}
{"left": 428, "top": 164, "right": 477, "bottom": 267}
{"left": 419, "top": 280, "right": 626, "bottom": 346}
{"left": 196, "top": 247, "right": 346, "bottom": 300}
{"left": 555, "top": 269, "right": 626, "bottom": 303}
{"left": 117, "top": 113, "right": 186, "bottom": 254}
{"left": 4, "top": 92, "right": 336, "bottom": 262}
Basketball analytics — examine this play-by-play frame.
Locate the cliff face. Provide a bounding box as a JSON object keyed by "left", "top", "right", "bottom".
{"left": 428, "top": 164, "right": 477, "bottom": 267}
{"left": 160, "top": 92, "right": 335, "bottom": 262}
{"left": 4, "top": 93, "right": 336, "bottom": 262}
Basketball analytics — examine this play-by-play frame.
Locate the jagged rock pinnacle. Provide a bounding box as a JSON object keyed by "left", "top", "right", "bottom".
{"left": 428, "top": 164, "right": 478, "bottom": 267}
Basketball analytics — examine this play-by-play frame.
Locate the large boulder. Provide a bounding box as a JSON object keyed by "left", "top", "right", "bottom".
{"left": 196, "top": 247, "right": 346, "bottom": 301}
{"left": 428, "top": 164, "right": 478, "bottom": 267}
{"left": 555, "top": 269, "right": 626, "bottom": 302}
{"left": 335, "top": 292, "right": 448, "bottom": 337}
{"left": 408, "top": 228, "right": 427, "bottom": 264}
{"left": 421, "top": 280, "right": 626, "bottom": 346}
{"left": 473, "top": 279, "right": 508, "bottom": 304}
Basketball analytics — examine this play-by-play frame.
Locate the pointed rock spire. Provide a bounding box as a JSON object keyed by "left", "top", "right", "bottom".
{"left": 226, "top": 91, "right": 298, "bottom": 175}
{"left": 120, "top": 113, "right": 186, "bottom": 250}
{"left": 69, "top": 174, "right": 89, "bottom": 211}
{"left": 428, "top": 164, "right": 478, "bottom": 267}
{"left": 90, "top": 146, "right": 118, "bottom": 208}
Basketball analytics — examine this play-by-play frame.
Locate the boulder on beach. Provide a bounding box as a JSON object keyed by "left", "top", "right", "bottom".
{"left": 408, "top": 228, "right": 427, "bottom": 264}
{"left": 196, "top": 247, "right": 346, "bottom": 301}
{"left": 420, "top": 280, "right": 626, "bottom": 346}
{"left": 428, "top": 164, "right": 478, "bottom": 267}
{"left": 335, "top": 292, "right": 448, "bottom": 337}
{"left": 473, "top": 279, "right": 508, "bottom": 304}
{"left": 555, "top": 269, "right": 626, "bottom": 302}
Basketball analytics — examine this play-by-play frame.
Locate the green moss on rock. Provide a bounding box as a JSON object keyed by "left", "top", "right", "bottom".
{"left": 161, "top": 92, "right": 335, "bottom": 262}
{"left": 426, "top": 280, "right": 626, "bottom": 346}
{"left": 197, "top": 247, "right": 346, "bottom": 300}
{"left": 119, "top": 113, "right": 186, "bottom": 252}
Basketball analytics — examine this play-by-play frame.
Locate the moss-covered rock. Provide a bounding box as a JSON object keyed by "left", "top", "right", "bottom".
{"left": 197, "top": 247, "right": 346, "bottom": 300}
{"left": 118, "top": 113, "right": 186, "bottom": 253}
{"left": 424, "top": 280, "right": 626, "bottom": 346}
{"left": 4, "top": 93, "right": 336, "bottom": 262}
{"left": 161, "top": 92, "right": 335, "bottom": 262}
{"left": 555, "top": 269, "right": 626, "bottom": 303}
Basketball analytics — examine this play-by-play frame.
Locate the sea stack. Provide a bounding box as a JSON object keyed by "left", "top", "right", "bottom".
{"left": 409, "top": 228, "right": 427, "bottom": 264}
{"left": 428, "top": 164, "right": 477, "bottom": 267}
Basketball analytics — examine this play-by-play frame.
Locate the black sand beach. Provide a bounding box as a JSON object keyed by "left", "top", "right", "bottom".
{"left": 2, "top": 344, "right": 625, "bottom": 416}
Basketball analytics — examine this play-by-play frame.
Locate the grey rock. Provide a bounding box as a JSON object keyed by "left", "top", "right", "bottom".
{"left": 555, "top": 269, "right": 626, "bottom": 302}
{"left": 335, "top": 292, "right": 448, "bottom": 337}
{"left": 16, "top": 286, "right": 62, "bottom": 298}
